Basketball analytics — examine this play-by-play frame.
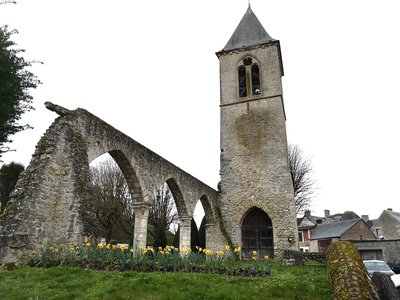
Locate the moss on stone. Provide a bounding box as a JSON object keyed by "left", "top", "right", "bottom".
{"left": 326, "top": 241, "right": 379, "bottom": 300}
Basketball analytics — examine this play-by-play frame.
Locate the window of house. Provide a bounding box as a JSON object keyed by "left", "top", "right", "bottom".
{"left": 238, "top": 56, "right": 261, "bottom": 98}
{"left": 298, "top": 231, "right": 304, "bottom": 242}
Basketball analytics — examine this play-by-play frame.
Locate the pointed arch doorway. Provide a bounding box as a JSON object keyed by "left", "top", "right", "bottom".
{"left": 241, "top": 207, "right": 274, "bottom": 258}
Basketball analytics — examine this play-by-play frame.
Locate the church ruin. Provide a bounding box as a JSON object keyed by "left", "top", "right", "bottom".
{"left": 0, "top": 6, "right": 298, "bottom": 265}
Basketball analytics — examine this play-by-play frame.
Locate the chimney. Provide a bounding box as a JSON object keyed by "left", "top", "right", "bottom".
{"left": 324, "top": 209, "right": 330, "bottom": 218}
{"left": 305, "top": 210, "right": 311, "bottom": 218}
{"left": 387, "top": 208, "right": 393, "bottom": 211}
{"left": 362, "top": 215, "right": 369, "bottom": 222}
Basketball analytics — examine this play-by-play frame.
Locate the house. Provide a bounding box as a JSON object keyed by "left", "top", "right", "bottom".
{"left": 297, "top": 211, "right": 324, "bottom": 252}
{"left": 371, "top": 209, "right": 400, "bottom": 240}
{"left": 309, "top": 218, "right": 376, "bottom": 252}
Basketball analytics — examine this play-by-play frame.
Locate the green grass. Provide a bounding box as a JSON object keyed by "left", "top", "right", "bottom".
{"left": 0, "top": 262, "right": 332, "bottom": 300}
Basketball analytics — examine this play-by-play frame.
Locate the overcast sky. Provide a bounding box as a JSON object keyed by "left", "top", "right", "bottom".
{"left": 1, "top": 0, "right": 400, "bottom": 220}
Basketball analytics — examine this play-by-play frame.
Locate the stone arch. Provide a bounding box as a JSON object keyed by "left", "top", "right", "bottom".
{"left": 108, "top": 150, "right": 144, "bottom": 204}
{"left": 165, "top": 178, "right": 187, "bottom": 218}
{"left": 237, "top": 54, "right": 262, "bottom": 98}
{"left": 0, "top": 104, "right": 221, "bottom": 265}
{"left": 241, "top": 206, "right": 274, "bottom": 258}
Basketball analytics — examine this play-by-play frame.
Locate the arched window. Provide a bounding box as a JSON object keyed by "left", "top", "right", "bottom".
{"left": 251, "top": 64, "right": 260, "bottom": 95}
{"left": 237, "top": 57, "right": 261, "bottom": 98}
{"left": 238, "top": 66, "right": 247, "bottom": 98}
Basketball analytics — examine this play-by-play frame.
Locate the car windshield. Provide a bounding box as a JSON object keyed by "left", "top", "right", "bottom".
{"left": 364, "top": 261, "right": 392, "bottom": 272}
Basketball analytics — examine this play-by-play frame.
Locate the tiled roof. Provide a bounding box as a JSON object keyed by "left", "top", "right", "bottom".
{"left": 220, "top": 5, "right": 276, "bottom": 52}
{"left": 310, "top": 219, "right": 360, "bottom": 240}
{"left": 388, "top": 210, "right": 400, "bottom": 222}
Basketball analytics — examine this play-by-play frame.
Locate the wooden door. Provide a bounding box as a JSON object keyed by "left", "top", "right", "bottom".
{"left": 241, "top": 207, "right": 274, "bottom": 258}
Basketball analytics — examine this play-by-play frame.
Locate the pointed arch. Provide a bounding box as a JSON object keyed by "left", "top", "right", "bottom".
{"left": 241, "top": 207, "right": 274, "bottom": 258}
{"left": 237, "top": 55, "right": 262, "bottom": 98}
{"left": 165, "top": 178, "right": 187, "bottom": 217}
{"left": 108, "top": 150, "right": 144, "bottom": 204}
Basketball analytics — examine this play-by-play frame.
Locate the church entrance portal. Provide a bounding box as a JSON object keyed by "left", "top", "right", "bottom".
{"left": 241, "top": 207, "right": 274, "bottom": 258}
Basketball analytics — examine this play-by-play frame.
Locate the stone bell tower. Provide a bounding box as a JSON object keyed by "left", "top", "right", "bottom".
{"left": 216, "top": 6, "right": 298, "bottom": 258}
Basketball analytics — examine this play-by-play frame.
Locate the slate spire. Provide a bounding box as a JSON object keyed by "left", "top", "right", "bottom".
{"left": 221, "top": 5, "right": 276, "bottom": 52}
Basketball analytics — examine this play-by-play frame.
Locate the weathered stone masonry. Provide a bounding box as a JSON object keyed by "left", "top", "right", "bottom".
{"left": 0, "top": 103, "right": 223, "bottom": 264}
{"left": 0, "top": 6, "right": 299, "bottom": 265}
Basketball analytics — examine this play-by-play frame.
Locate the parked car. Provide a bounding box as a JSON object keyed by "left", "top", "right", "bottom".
{"left": 364, "top": 260, "right": 395, "bottom": 277}
{"left": 363, "top": 260, "right": 400, "bottom": 290}
{"left": 387, "top": 260, "right": 400, "bottom": 274}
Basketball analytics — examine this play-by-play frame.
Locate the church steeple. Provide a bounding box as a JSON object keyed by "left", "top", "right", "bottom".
{"left": 220, "top": 5, "right": 276, "bottom": 53}
{"left": 217, "top": 6, "right": 298, "bottom": 259}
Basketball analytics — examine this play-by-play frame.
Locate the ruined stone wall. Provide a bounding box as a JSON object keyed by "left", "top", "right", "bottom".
{"left": 0, "top": 112, "right": 96, "bottom": 263}
{"left": 0, "top": 104, "right": 222, "bottom": 265}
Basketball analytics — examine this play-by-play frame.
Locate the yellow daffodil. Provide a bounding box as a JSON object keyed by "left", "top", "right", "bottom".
{"left": 106, "top": 244, "right": 111, "bottom": 249}
{"left": 217, "top": 250, "right": 224, "bottom": 255}
{"left": 234, "top": 247, "right": 241, "bottom": 253}
{"left": 225, "top": 245, "right": 230, "bottom": 251}
{"left": 85, "top": 242, "right": 91, "bottom": 248}
{"left": 130, "top": 248, "right": 134, "bottom": 253}
{"left": 264, "top": 255, "right": 269, "bottom": 260}
{"left": 252, "top": 250, "right": 257, "bottom": 256}
{"left": 97, "top": 243, "right": 103, "bottom": 249}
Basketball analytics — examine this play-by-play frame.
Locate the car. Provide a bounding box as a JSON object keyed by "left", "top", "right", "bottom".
{"left": 388, "top": 260, "right": 400, "bottom": 274}
{"left": 363, "top": 260, "right": 400, "bottom": 290}
{"left": 364, "top": 260, "right": 395, "bottom": 277}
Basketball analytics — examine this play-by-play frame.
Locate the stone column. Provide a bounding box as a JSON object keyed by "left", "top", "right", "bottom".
{"left": 179, "top": 216, "right": 191, "bottom": 253}
{"left": 133, "top": 203, "right": 151, "bottom": 250}
{"left": 205, "top": 223, "right": 219, "bottom": 250}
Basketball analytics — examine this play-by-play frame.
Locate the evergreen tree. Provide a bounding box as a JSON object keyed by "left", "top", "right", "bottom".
{"left": 0, "top": 161, "right": 24, "bottom": 213}
{"left": 0, "top": 25, "right": 40, "bottom": 159}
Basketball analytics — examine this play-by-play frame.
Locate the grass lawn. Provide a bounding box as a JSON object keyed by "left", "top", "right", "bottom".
{"left": 0, "top": 262, "right": 332, "bottom": 300}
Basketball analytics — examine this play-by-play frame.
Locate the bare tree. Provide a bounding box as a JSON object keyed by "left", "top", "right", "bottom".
{"left": 288, "top": 144, "right": 316, "bottom": 214}
{"left": 148, "top": 183, "right": 178, "bottom": 248}
{"left": 89, "top": 158, "right": 134, "bottom": 243}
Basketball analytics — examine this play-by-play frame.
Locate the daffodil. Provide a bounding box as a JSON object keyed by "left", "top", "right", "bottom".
{"left": 234, "top": 247, "right": 241, "bottom": 253}
{"left": 264, "top": 255, "right": 269, "bottom": 260}
{"left": 225, "top": 245, "right": 230, "bottom": 251}
{"left": 252, "top": 250, "right": 257, "bottom": 256}
{"left": 130, "top": 248, "right": 134, "bottom": 253}
{"left": 97, "top": 243, "right": 103, "bottom": 249}
{"left": 85, "top": 242, "right": 91, "bottom": 248}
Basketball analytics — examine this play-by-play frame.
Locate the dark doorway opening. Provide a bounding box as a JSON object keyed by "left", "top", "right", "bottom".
{"left": 241, "top": 207, "right": 274, "bottom": 258}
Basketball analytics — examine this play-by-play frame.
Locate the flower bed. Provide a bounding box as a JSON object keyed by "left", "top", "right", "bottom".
{"left": 29, "top": 243, "right": 272, "bottom": 277}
